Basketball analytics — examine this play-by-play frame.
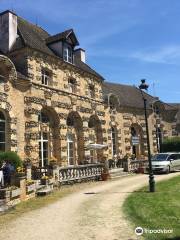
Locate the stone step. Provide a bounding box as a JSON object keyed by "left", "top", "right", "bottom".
{"left": 109, "top": 168, "right": 124, "bottom": 174}
{"left": 109, "top": 168, "right": 129, "bottom": 179}
{"left": 37, "top": 188, "right": 53, "bottom": 196}
{"left": 37, "top": 185, "right": 53, "bottom": 196}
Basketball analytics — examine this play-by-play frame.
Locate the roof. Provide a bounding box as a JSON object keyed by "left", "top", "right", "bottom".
{"left": 169, "top": 104, "right": 180, "bottom": 123}
{"left": 9, "top": 14, "right": 103, "bottom": 80}
{"left": 102, "top": 81, "right": 177, "bottom": 110}
{"left": 46, "top": 29, "right": 79, "bottom": 46}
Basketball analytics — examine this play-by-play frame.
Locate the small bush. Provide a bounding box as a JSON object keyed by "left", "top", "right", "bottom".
{"left": 0, "top": 151, "right": 22, "bottom": 169}
{"left": 161, "top": 137, "right": 180, "bottom": 152}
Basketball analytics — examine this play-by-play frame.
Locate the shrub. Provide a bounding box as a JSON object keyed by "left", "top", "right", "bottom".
{"left": 161, "top": 137, "right": 180, "bottom": 152}
{"left": 0, "top": 151, "right": 22, "bottom": 169}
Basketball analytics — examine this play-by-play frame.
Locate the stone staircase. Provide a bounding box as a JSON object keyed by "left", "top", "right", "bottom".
{"left": 109, "top": 168, "right": 129, "bottom": 179}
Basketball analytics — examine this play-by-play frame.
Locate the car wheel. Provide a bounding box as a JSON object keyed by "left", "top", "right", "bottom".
{"left": 166, "top": 166, "right": 170, "bottom": 174}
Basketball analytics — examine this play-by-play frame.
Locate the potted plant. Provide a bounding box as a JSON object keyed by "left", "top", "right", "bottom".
{"left": 101, "top": 166, "right": 110, "bottom": 181}
{"left": 16, "top": 166, "right": 26, "bottom": 177}
{"left": 49, "top": 157, "right": 58, "bottom": 168}
{"left": 26, "top": 180, "right": 36, "bottom": 193}
{"left": 41, "top": 175, "right": 49, "bottom": 185}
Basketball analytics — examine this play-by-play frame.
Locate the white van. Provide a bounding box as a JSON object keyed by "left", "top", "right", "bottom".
{"left": 151, "top": 153, "right": 180, "bottom": 173}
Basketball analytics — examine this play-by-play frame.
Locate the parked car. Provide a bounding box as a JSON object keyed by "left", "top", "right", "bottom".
{"left": 151, "top": 153, "right": 180, "bottom": 173}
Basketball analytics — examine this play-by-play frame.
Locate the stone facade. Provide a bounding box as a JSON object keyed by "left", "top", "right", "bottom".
{"left": 0, "top": 10, "right": 179, "bottom": 167}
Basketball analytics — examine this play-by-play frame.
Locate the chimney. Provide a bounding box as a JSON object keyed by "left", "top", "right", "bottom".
{"left": 0, "top": 10, "right": 17, "bottom": 53}
{"left": 74, "top": 48, "right": 86, "bottom": 63}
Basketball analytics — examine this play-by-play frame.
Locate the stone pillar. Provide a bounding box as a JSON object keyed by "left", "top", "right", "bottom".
{"left": 20, "top": 178, "right": 26, "bottom": 201}
{"left": 26, "top": 164, "right": 32, "bottom": 180}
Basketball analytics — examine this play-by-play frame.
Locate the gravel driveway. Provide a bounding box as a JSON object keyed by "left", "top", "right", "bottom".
{"left": 0, "top": 172, "right": 179, "bottom": 240}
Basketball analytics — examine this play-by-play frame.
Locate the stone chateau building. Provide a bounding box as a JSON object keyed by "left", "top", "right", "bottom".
{"left": 0, "top": 10, "right": 179, "bottom": 167}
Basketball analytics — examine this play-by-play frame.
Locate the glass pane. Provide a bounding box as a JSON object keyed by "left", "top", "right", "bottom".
{"left": 0, "top": 132, "right": 5, "bottom": 142}
{"left": 0, "top": 112, "right": 5, "bottom": 120}
{"left": 0, "top": 143, "right": 5, "bottom": 151}
{"left": 0, "top": 122, "right": 5, "bottom": 131}
{"left": 43, "top": 141, "right": 48, "bottom": 149}
{"left": 43, "top": 132, "right": 48, "bottom": 140}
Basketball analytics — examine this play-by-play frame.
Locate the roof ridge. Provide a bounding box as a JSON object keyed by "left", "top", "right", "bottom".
{"left": 104, "top": 81, "right": 136, "bottom": 88}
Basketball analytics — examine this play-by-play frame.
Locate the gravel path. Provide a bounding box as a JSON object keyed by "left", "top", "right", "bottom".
{"left": 0, "top": 172, "right": 180, "bottom": 240}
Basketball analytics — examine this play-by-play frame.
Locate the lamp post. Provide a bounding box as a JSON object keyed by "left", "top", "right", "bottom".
{"left": 139, "top": 79, "right": 155, "bottom": 192}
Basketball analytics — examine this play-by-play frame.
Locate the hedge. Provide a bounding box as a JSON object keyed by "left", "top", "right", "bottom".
{"left": 161, "top": 137, "right": 180, "bottom": 152}
{"left": 0, "top": 151, "right": 22, "bottom": 169}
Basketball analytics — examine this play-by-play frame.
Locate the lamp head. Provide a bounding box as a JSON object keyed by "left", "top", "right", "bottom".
{"left": 139, "top": 79, "right": 149, "bottom": 91}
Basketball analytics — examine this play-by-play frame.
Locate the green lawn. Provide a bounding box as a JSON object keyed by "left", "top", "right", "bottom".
{"left": 123, "top": 175, "right": 180, "bottom": 240}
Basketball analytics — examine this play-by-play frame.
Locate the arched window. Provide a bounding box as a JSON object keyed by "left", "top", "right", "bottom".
{"left": 0, "top": 111, "right": 5, "bottom": 151}
{"left": 111, "top": 127, "right": 117, "bottom": 157}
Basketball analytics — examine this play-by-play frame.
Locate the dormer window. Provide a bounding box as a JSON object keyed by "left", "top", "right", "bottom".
{"left": 63, "top": 44, "right": 73, "bottom": 63}
{"left": 89, "top": 84, "right": 95, "bottom": 98}
{"left": 68, "top": 78, "right": 76, "bottom": 93}
{"left": 41, "top": 69, "right": 52, "bottom": 86}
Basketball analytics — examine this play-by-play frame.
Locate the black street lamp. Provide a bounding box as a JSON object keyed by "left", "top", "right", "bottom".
{"left": 139, "top": 79, "right": 155, "bottom": 192}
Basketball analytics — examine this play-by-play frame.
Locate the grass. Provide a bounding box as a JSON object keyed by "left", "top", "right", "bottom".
{"left": 0, "top": 180, "right": 101, "bottom": 229}
{"left": 123, "top": 175, "right": 180, "bottom": 240}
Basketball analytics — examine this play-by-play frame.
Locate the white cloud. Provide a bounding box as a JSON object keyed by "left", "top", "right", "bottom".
{"left": 130, "top": 45, "right": 180, "bottom": 64}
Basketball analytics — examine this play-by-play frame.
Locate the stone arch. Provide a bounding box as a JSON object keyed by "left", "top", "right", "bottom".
{"left": 66, "top": 111, "right": 84, "bottom": 165}
{"left": 0, "top": 101, "right": 17, "bottom": 152}
{"left": 0, "top": 55, "right": 17, "bottom": 82}
{"left": 38, "top": 106, "right": 60, "bottom": 166}
{"left": 130, "top": 123, "right": 144, "bottom": 159}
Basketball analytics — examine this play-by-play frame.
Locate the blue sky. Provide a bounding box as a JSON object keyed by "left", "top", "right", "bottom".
{"left": 0, "top": 0, "right": 180, "bottom": 103}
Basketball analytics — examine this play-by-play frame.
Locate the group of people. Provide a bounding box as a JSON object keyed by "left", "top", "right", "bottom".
{"left": 0, "top": 161, "right": 15, "bottom": 187}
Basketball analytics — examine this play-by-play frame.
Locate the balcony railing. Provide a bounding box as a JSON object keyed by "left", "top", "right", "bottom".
{"left": 129, "top": 160, "right": 148, "bottom": 172}
{"left": 59, "top": 164, "right": 104, "bottom": 184}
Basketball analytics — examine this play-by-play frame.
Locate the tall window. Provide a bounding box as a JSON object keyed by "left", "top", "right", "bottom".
{"left": 67, "top": 133, "right": 75, "bottom": 165}
{"left": 89, "top": 84, "right": 95, "bottom": 98}
{"left": 63, "top": 45, "right": 73, "bottom": 63}
{"left": 41, "top": 69, "right": 51, "bottom": 86}
{"left": 0, "top": 112, "right": 5, "bottom": 152}
{"left": 68, "top": 78, "right": 76, "bottom": 93}
{"left": 111, "top": 127, "right": 117, "bottom": 157}
{"left": 38, "top": 112, "right": 50, "bottom": 167}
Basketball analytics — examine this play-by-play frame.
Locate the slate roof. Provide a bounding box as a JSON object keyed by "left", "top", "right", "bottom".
{"left": 46, "top": 29, "right": 79, "bottom": 46}
{"left": 9, "top": 14, "right": 104, "bottom": 80}
{"left": 169, "top": 104, "right": 180, "bottom": 123}
{"left": 102, "top": 81, "right": 177, "bottom": 110}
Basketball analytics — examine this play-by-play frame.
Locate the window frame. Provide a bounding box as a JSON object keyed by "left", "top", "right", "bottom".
{"left": 63, "top": 44, "right": 73, "bottom": 63}
{"left": 67, "top": 133, "right": 75, "bottom": 165}
{"left": 68, "top": 78, "right": 77, "bottom": 93}
{"left": 41, "top": 69, "right": 52, "bottom": 86}
{"left": 111, "top": 127, "right": 117, "bottom": 157}
{"left": 0, "top": 112, "right": 5, "bottom": 152}
{"left": 89, "top": 84, "right": 95, "bottom": 98}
